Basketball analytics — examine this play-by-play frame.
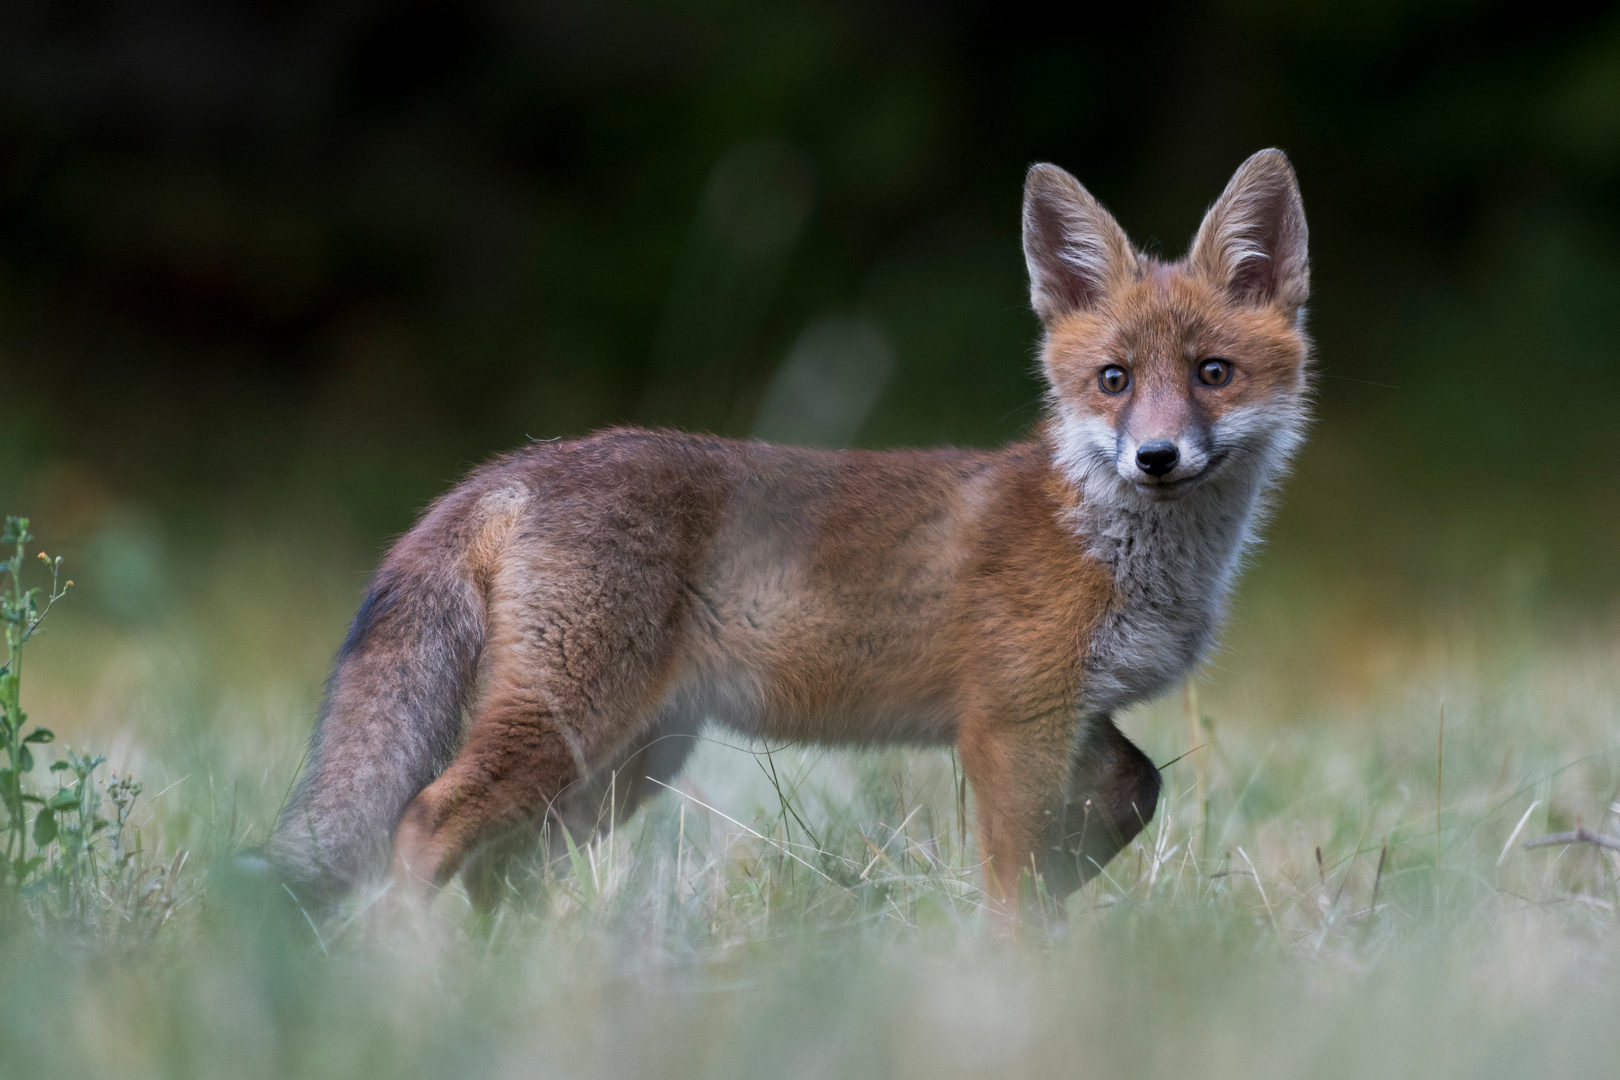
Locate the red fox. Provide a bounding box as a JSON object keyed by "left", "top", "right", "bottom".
{"left": 266, "top": 149, "right": 1310, "bottom": 920}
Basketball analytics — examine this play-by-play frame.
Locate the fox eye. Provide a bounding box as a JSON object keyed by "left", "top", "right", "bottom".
{"left": 1098, "top": 365, "right": 1129, "bottom": 394}
{"left": 1198, "top": 359, "right": 1232, "bottom": 386}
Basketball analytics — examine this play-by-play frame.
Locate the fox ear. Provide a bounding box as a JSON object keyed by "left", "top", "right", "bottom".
{"left": 1022, "top": 164, "right": 1135, "bottom": 324}
{"left": 1190, "top": 149, "right": 1309, "bottom": 312}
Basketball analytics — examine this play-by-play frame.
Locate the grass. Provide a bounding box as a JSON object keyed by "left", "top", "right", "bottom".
{"left": 5, "top": 527, "right": 1620, "bottom": 1079}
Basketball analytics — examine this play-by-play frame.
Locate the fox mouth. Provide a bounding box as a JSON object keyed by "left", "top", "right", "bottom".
{"left": 1128, "top": 450, "right": 1228, "bottom": 501}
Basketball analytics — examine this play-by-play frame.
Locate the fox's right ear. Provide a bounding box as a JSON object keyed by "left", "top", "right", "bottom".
{"left": 1022, "top": 164, "right": 1135, "bottom": 324}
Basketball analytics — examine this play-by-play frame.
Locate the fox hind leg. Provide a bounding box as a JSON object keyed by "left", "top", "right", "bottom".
{"left": 459, "top": 707, "right": 704, "bottom": 910}
{"left": 392, "top": 557, "right": 688, "bottom": 896}
{"left": 391, "top": 694, "right": 582, "bottom": 892}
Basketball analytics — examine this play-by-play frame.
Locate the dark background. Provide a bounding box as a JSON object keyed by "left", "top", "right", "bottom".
{"left": 3, "top": 0, "right": 1618, "bottom": 621}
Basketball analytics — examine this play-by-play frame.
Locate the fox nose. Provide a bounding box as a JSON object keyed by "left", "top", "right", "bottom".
{"left": 1135, "top": 440, "right": 1179, "bottom": 478}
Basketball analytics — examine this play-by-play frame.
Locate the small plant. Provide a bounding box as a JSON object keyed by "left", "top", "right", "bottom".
{"left": 0, "top": 515, "right": 170, "bottom": 931}
{"left": 0, "top": 516, "right": 71, "bottom": 889}
{"left": 41, "top": 748, "right": 112, "bottom": 914}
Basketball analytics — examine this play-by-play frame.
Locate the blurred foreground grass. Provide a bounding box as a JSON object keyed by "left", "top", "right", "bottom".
{"left": 5, "top": 522, "right": 1620, "bottom": 1080}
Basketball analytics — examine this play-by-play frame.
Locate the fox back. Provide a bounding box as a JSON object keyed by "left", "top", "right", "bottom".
{"left": 265, "top": 149, "right": 1311, "bottom": 922}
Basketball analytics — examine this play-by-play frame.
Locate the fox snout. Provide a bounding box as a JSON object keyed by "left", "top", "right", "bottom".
{"left": 1117, "top": 425, "right": 1216, "bottom": 496}
{"left": 1110, "top": 384, "right": 1218, "bottom": 493}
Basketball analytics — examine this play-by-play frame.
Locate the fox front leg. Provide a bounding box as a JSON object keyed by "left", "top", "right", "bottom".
{"left": 1041, "top": 715, "right": 1161, "bottom": 901}
{"left": 957, "top": 713, "right": 1079, "bottom": 932}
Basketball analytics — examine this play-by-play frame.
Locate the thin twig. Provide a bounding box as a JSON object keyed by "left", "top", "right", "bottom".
{"left": 1155, "top": 742, "right": 1209, "bottom": 772}
{"left": 1523, "top": 828, "right": 1620, "bottom": 854}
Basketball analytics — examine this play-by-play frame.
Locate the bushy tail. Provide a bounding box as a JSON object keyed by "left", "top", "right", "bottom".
{"left": 266, "top": 536, "right": 485, "bottom": 903}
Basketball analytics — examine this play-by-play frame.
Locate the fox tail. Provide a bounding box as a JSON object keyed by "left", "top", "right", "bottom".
{"left": 264, "top": 514, "right": 486, "bottom": 903}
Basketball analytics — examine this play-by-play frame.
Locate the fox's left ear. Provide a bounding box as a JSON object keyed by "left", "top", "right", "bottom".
{"left": 1190, "top": 149, "right": 1309, "bottom": 313}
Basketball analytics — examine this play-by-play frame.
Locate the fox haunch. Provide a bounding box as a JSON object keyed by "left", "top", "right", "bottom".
{"left": 266, "top": 149, "right": 1311, "bottom": 922}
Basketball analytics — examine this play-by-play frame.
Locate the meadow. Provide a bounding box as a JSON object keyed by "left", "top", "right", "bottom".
{"left": 4, "top": 463, "right": 1620, "bottom": 1080}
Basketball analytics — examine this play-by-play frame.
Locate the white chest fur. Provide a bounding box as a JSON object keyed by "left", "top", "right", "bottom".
{"left": 1075, "top": 474, "right": 1264, "bottom": 714}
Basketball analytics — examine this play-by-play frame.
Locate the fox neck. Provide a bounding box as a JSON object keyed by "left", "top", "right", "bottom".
{"left": 1043, "top": 418, "right": 1281, "bottom": 714}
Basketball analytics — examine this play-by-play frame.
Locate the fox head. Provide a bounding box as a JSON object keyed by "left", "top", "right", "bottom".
{"left": 1026, "top": 149, "right": 1310, "bottom": 506}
